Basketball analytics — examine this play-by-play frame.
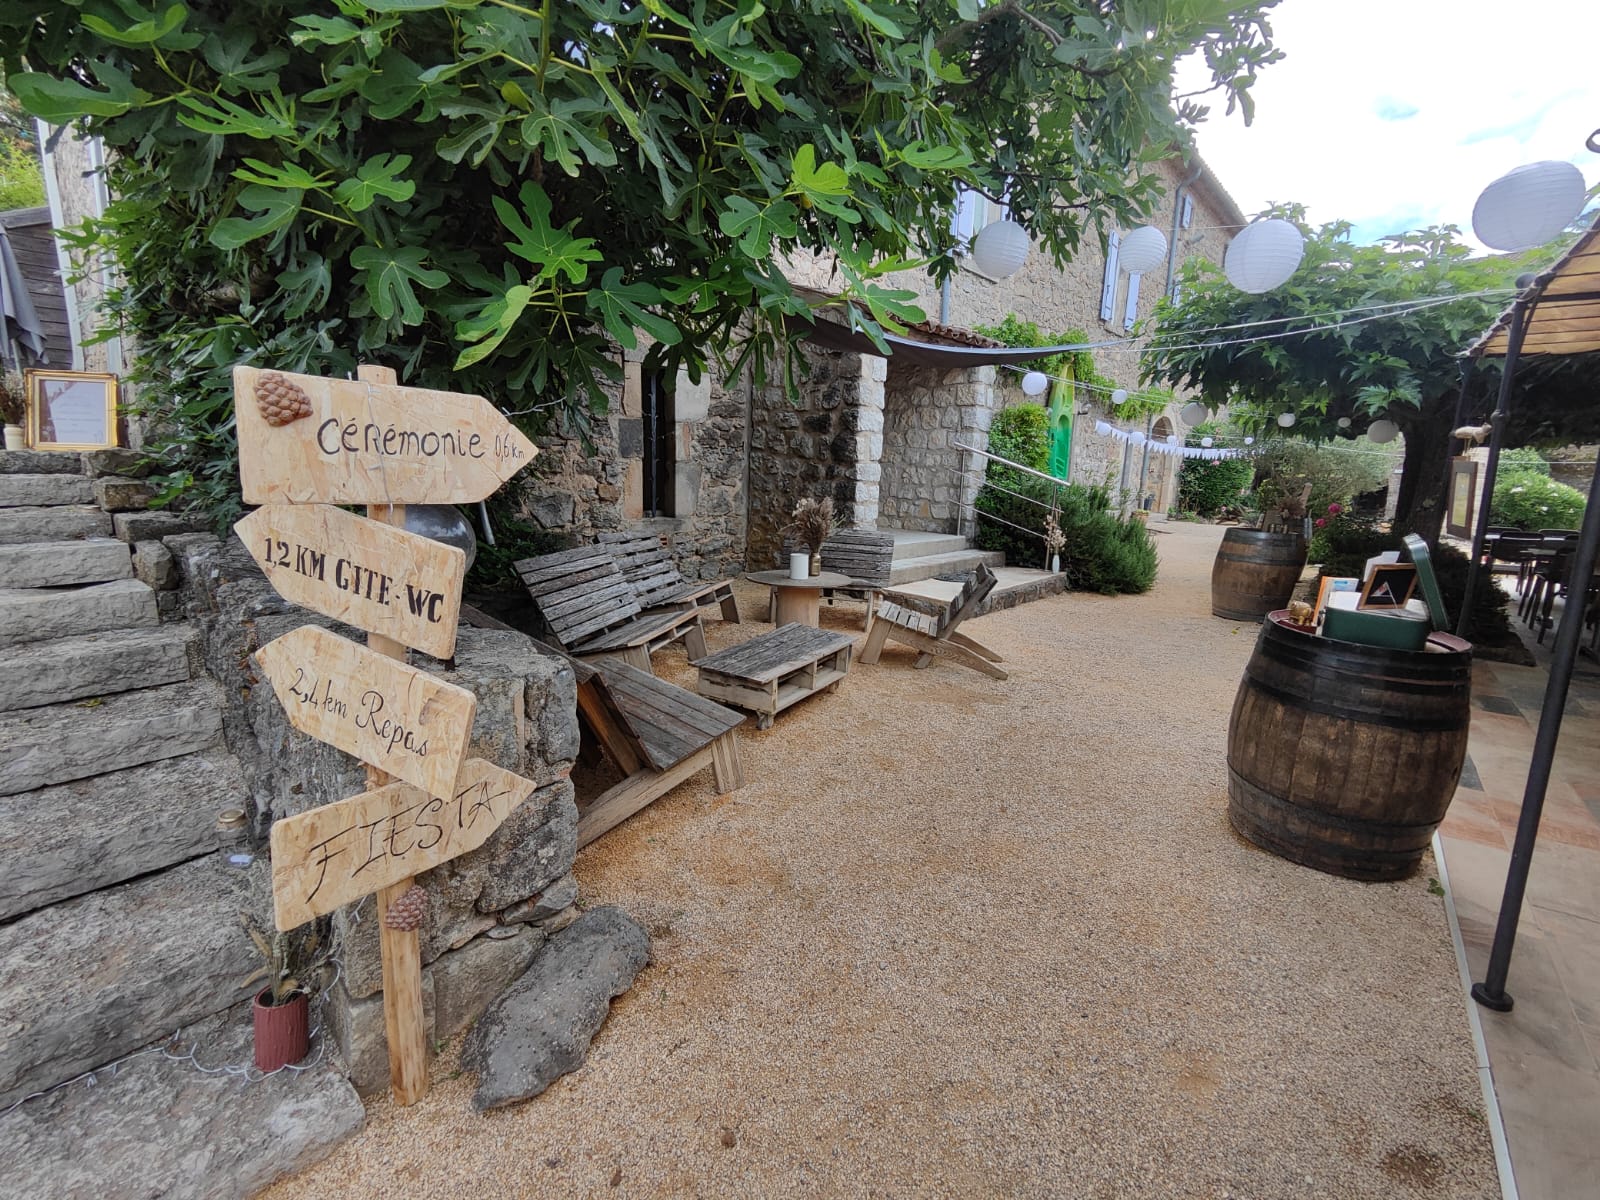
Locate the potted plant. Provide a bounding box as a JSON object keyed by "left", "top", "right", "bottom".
{"left": 0, "top": 372, "right": 25, "bottom": 450}
{"left": 787, "top": 496, "right": 837, "bottom": 576}
{"left": 239, "top": 912, "right": 328, "bottom": 1072}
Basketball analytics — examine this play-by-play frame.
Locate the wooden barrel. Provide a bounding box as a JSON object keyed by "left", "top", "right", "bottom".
{"left": 1211, "top": 529, "right": 1306, "bottom": 621}
{"left": 1226, "top": 613, "right": 1472, "bottom": 881}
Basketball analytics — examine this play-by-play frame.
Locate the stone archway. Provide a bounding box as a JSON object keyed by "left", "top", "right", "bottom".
{"left": 1146, "top": 416, "right": 1176, "bottom": 513}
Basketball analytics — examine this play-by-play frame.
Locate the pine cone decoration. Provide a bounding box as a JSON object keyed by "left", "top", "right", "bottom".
{"left": 254, "top": 372, "right": 312, "bottom": 426}
{"left": 383, "top": 885, "right": 427, "bottom": 932}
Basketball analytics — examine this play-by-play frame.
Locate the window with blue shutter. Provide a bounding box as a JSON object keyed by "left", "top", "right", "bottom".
{"left": 1123, "top": 272, "right": 1141, "bottom": 331}
{"left": 1099, "top": 230, "right": 1121, "bottom": 322}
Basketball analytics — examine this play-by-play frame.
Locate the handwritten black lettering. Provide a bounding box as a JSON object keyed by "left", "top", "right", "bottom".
{"left": 354, "top": 689, "right": 430, "bottom": 758}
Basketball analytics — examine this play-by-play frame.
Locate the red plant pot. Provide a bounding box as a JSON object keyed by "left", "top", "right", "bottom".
{"left": 253, "top": 988, "right": 309, "bottom": 1072}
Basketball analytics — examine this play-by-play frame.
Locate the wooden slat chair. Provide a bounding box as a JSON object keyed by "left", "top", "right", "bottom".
{"left": 858, "top": 564, "right": 1008, "bottom": 680}
{"left": 514, "top": 545, "right": 708, "bottom": 673}
{"left": 776, "top": 528, "right": 896, "bottom": 630}
{"left": 597, "top": 531, "right": 741, "bottom": 623}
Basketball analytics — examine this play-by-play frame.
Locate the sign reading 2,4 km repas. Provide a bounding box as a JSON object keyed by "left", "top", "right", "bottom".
{"left": 268, "top": 757, "right": 536, "bottom": 930}
{"left": 254, "top": 624, "right": 477, "bottom": 799}
{"left": 236, "top": 504, "right": 466, "bottom": 659}
{"left": 235, "top": 365, "right": 538, "bottom": 505}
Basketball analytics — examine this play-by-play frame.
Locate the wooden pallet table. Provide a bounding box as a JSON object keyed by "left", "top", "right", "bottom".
{"left": 694, "top": 623, "right": 855, "bottom": 729}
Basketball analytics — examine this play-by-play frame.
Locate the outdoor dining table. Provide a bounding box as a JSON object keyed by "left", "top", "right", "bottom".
{"left": 744, "top": 569, "right": 854, "bottom": 628}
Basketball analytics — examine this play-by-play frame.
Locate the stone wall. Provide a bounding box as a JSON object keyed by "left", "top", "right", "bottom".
{"left": 878, "top": 365, "right": 994, "bottom": 535}
{"left": 746, "top": 347, "right": 874, "bottom": 567}
{"left": 170, "top": 534, "right": 583, "bottom": 1093}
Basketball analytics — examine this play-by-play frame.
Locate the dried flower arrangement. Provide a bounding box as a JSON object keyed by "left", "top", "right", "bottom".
{"left": 787, "top": 496, "right": 837, "bottom": 554}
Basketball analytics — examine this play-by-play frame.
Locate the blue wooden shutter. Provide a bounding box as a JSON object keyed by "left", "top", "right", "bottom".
{"left": 1099, "top": 231, "right": 1121, "bottom": 321}
{"left": 1123, "top": 272, "right": 1141, "bottom": 330}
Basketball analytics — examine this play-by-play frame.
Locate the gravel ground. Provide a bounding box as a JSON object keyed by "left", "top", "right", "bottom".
{"left": 264, "top": 521, "right": 1496, "bottom": 1200}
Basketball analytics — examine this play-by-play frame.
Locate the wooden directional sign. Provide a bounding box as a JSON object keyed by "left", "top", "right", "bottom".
{"left": 268, "top": 757, "right": 536, "bottom": 930}
{"left": 234, "top": 365, "right": 537, "bottom": 505}
{"left": 254, "top": 625, "right": 476, "bottom": 798}
{"left": 236, "top": 505, "right": 466, "bottom": 659}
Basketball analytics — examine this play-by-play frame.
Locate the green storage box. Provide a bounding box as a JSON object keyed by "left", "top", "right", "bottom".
{"left": 1322, "top": 602, "right": 1432, "bottom": 650}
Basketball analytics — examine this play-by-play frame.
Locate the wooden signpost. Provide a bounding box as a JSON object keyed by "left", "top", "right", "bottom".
{"left": 268, "top": 757, "right": 537, "bottom": 930}
{"left": 234, "top": 365, "right": 538, "bottom": 505}
{"left": 236, "top": 504, "right": 467, "bottom": 660}
{"left": 240, "top": 360, "right": 537, "bottom": 1106}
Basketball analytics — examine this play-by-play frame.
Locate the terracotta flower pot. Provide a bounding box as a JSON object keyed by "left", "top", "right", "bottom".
{"left": 253, "top": 988, "right": 309, "bottom": 1072}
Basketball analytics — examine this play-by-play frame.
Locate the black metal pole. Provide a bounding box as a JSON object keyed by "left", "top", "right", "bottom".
{"left": 1455, "top": 297, "right": 1530, "bottom": 638}
{"left": 1472, "top": 453, "right": 1600, "bottom": 1011}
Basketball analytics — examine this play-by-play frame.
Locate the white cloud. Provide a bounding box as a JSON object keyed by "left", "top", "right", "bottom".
{"left": 1175, "top": 0, "right": 1600, "bottom": 246}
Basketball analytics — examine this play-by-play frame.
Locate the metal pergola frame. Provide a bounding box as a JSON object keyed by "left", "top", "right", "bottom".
{"left": 1454, "top": 214, "right": 1600, "bottom": 1012}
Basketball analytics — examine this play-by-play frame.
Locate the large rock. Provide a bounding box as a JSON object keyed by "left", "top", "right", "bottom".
{"left": 324, "top": 974, "right": 437, "bottom": 1097}
{"left": 0, "top": 504, "right": 111, "bottom": 544}
{"left": 80, "top": 447, "right": 150, "bottom": 478}
{"left": 0, "top": 856, "right": 263, "bottom": 1109}
{"left": 461, "top": 906, "right": 650, "bottom": 1111}
{"left": 0, "top": 472, "right": 94, "bottom": 507}
{"left": 0, "top": 449, "right": 81, "bottom": 474}
{"left": 131, "top": 539, "right": 178, "bottom": 590}
{"left": 0, "top": 537, "right": 131, "bottom": 587}
{"left": 0, "top": 749, "right": 241, "bottom": 920}
{"left": 0, "top": 1002, "right": 363, "bottom": 1200}
{"left": 0, "top": 578, "right": 158, "bottom": 648}
{"left": 92, "top": 476, "right": 155, "bottom": 512}
{"left": 112, "top": 509, "right": 211, "bottom": 542}
{"left": 0, "top": 678, "right": 224, "bottom": 796}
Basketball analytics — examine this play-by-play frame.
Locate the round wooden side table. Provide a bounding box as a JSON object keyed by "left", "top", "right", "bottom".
{"left": 744, "top": 570, "right": 854, "bottom": 627}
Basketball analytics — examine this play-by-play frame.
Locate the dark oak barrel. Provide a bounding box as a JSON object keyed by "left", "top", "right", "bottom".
{"left": 1211, "top": 529, "right": 1307, "bottom": 621}
{"left": 1226, "top": 612, "right": 1472, "bottom": 881}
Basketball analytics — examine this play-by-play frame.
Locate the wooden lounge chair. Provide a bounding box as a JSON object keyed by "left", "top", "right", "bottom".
{"left": 571, "top": 655, "right": 746, "bottom": 846}
{"left": 596, "top": 531, "right": 740, "bottom": 623}
{"left": 514, "top": 545, "right": 707, "bottom": 673}
{"left": 858, "top": 564, "right": 1007, "bottom": 680}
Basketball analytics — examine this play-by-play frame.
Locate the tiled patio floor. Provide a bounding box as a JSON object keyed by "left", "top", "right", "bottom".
{"left": 1437, "top": 587, "right": 1600, "bottom": 1200}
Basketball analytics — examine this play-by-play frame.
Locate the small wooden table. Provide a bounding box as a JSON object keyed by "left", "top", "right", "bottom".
{"left": 694, "top": 623, "right": 855, "bottom": 729}
{"left": 745, "top": 569, "right": 854, "bottom": 627}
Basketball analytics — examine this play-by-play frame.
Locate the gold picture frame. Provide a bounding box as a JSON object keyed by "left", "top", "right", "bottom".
{"left": 25, "top": 369, "right": 120, "bottom": 451}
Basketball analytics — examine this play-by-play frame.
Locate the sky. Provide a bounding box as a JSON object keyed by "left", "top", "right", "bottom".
{"left": 1175, "top": 0, "right": 1600, "bottom": 246}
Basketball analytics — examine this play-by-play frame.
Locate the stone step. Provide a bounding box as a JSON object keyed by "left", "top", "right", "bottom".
{"left": 0, "top": 537, "right": 131, "bottom": 588}
{"left": 0, "top": 1000, "right": 363, "bottom": 1200}
{"left": 0, "top": 505, "right": 112, "bottom": 545}
{"left": 0, "top": 625, "right": 199, "bottom": 712}
{"left": 887, "top": 548, "right": 1006, "bottom": 585}
{"left": 0, "top": 449, "right": 84, "bottom": 475}
{"left": 0, "top": 857, "right": 271, "bottom": 1112}
{"left": 887, "top": 530, "right": 970, "bottom": 560}
{"left": 0, "top": 679, "right": 224, "bottom": 797}
{"left": 0, "top": 578, "right": 158, "bottom": 648}
{"left": 0, "top": 748, "right": 241, "bottom": 920}
{"left": 0, "top": 473, "right": 95, "bottom": 507}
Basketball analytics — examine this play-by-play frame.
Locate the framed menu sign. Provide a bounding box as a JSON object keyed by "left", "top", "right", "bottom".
{"left": 25, "top": 370, "right": 120, "bottom": 450}
{"left": 1444, "top": 456, "right": 1477, "bottom": 539}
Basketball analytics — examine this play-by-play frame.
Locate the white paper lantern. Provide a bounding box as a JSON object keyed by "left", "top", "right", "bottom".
{"left": 1336, "top": 416, "right": 1352, "bottom": 429}
{"left": 1021, "top": 370, "right": 1049, "bottom": 396}
{"left": 1243, "top": 436, "right": 1255, "bottom": 446}
{"left": 1110, "top": 388, "right": 1129, "bottom": 407}
{"left": 1225, "top": 219, "right": 1305, "bottom": 294}
{"left": 1094, "top": 420, "right": 1111, "bottom": 436}
{"left": 1199, "top": 436, "right": 1214, "bottom": 448}
{"left": 1118, "top": 225, "right": 1168, "bottom": 275}
{"left": 1367, "top": 419, "right": 1399, "bottom": 444}
{"left": 1167, "top": 434, "right": 1180, "bottom": 446}
{"left": 1180, "top": 401, "right": 1207, "bottom": 426}
{"left": 1472, "top": 161, "right": 1587, "bottom": 252}
{"left": 971, "top": 219, "right": 1029, "bottom": 279}
{"left": 1277, "top": 411, "right": 1296, "bottom": 428}
{"left": 1131, "top": 430, "right": 1146, "bottom": 445}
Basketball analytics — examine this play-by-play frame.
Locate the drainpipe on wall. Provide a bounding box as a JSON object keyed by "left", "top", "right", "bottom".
{"left": 939, "top": 274, "right": 953, "bottom": 326}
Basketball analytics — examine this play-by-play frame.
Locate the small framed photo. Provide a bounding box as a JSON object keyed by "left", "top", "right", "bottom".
{"left": 1445, "top": 457, "right": 1477, "bottom": 539}
{"left": 1314, "top": 576, "right": 1361, "bottom": 624}
{"left": 1359, "top": 563, "right": 1418, "bottom": 610}
{"left": 25, "top": 369, "right": 120, "bottom": 451}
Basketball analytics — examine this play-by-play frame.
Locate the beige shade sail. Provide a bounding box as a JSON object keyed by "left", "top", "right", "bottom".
{"left": 1469, "top": 214, "right": 1600, "bottom": 357}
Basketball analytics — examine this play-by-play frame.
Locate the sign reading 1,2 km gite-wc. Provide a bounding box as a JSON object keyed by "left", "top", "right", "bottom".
{"left": 234, "top": 365, "right": 537, "bottom": 505}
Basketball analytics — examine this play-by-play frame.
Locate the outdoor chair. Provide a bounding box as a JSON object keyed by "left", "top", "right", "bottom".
{"left": 777, "top": 528, "right": 896, "bottom": 630}
{"left": 596, "top": 531, "right": 741, "bottom": 623}
{"left": 858, "top": 564, "right": 1007, "bottom": 680}
{"left": 514, "top": 545, "right": 708, "bottom": 673}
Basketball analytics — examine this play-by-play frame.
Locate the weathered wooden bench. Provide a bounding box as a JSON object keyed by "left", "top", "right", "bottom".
{"left": 597, "top": 531, "right": 740, "bottom": 623}
{"left": 694, "top": 623, "right": 855, "bottom": 729}
{"left": 515, "top": 545, "right": 707, "bottom": 673}
{"left": 859, "top": 564, "right": 1007, "bottom": 680}
{"left": 459, "top": 603, "right": 745, "bottom": 845}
